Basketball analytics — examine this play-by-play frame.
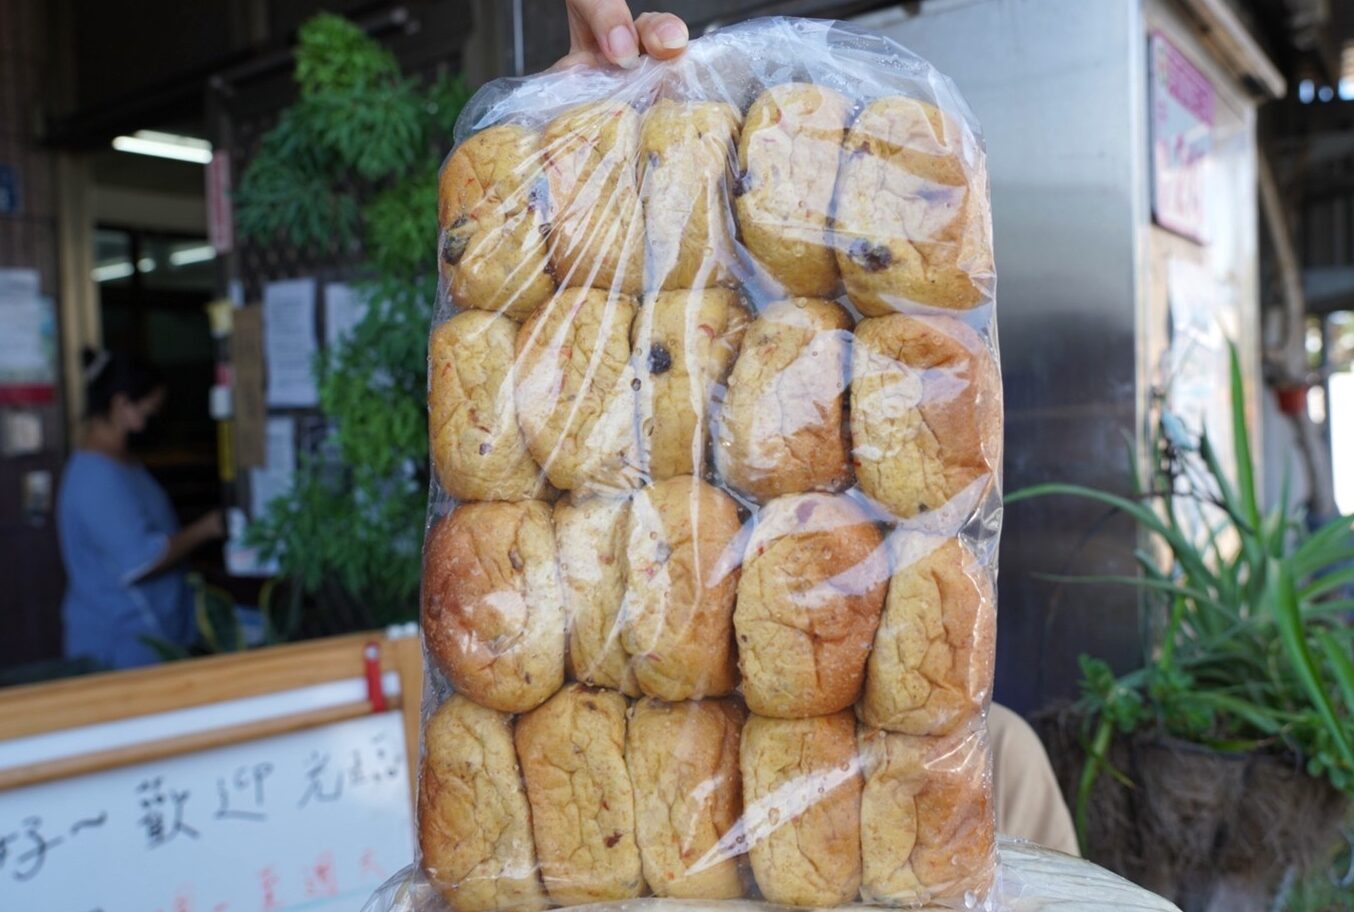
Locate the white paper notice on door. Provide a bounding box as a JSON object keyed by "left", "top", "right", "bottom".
{"left": 264, "top": 278, "right": 319, "bottom": 407}
{"left": 250, "top": 416, "right": 297, "bottom": 520}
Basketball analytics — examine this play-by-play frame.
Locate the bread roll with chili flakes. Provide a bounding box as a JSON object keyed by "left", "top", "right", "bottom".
{"left": 858, "top": 725, "right": 996, "bottom": 905}
{"left": 542, "top": 101, "right": 644, "bottom": 295}
{"left": 626, "top": 697, "right": 745, "bottom": 899}
{"left": 640, "top": 99, "right": 742, "bottom": 290}
{"left": 734, "top": 492, "right": 887, "bottom": 718}
{"left": 834, "top": 96, "right": 993, "bottom": 315}
{"left": 428, "top": 311, "right": 548, "bottom": 502}
{"left": 632, "top": 287, "right": 748, "bottom": 481}
{"left": 418, "top": 695, "right": 546, "bottom": 912}
{"left": 621, "top": 475, "right": 743, "bottom": 701}
{"left": 734, "top": 83, "right": 850, "bottom": 297}
{"left": 554, "top": 493, "right": 638, "bottom": 696}
{"left": 850, "top": 313, "right": 1001, "bottom": 521}
{"left": 740, "top": 711, "right": 862, "bottom": 907}
{"left": 515, "top": 684, "right": 644, "bottom": 906}
{"left": 861, "top": 535, "right": 995, "bottom": 736}
{"left": 713, "top": 298, "right": 853, "bottom": 503}
{"left": 421, "top": 500, "right": 564, "bottom": 713}
{"left": 438, "top": 124, "right": 554, "bottom": 321}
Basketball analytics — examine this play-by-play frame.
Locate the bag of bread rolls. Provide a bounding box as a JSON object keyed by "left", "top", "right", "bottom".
{"left": 416, "top": 17, "right": 1001, "bottom": 912}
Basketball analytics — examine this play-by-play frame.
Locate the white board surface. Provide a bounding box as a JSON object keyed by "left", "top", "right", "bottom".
{"left": 0, "top": 712, "right": 413, "bottom": 912}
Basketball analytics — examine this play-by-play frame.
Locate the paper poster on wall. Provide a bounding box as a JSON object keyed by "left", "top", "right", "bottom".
{"left": 1150, "top": 31, "right": 1214, "bottom": 243}
{"left": 264, "top": 278, "right": 319, "bottom": 407}
{"left": 0, "top": 269, "right": 56, "bottom": 406}
{"left": 0, "top": 712, "right": 413, "bottom": 912}
{"left": 324, "top": 282, "right": 368, "bottom": 349}
{"left": 250, "top": 416, "right": 296, "bottom": 520}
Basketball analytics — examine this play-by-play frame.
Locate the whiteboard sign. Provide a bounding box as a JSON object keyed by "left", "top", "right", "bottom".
{"left": 0, "top": 712, "right": 413, "bottom": 912}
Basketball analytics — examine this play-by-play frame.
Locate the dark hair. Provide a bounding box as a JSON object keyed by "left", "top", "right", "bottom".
{"left": 82, "top": 348, "right": 164, "bottom": 418}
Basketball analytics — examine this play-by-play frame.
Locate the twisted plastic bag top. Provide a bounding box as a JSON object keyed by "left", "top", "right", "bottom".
{"left": 421, "top": 16, "right": 1007, "bottom": 911}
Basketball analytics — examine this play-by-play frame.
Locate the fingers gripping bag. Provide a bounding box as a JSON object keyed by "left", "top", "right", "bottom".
{"left": 419, "top": 17, "right": 1001, "bottom": 912}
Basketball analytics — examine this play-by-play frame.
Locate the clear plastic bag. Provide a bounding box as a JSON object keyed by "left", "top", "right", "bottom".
{"left": 420, "top": 16, "right": 1002, "bottom": 911}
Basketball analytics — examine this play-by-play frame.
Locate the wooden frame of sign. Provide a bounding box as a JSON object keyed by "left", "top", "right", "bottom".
{"left": 0, "top": 632, "right": 424, "bottom": 792}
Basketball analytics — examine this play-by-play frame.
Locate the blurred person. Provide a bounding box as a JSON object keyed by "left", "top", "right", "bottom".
{"left": 56, "top": 349, "right": 224, "bottom": 670}
{"left": 558, "top": 0, "right": 1081, "bottom": 857}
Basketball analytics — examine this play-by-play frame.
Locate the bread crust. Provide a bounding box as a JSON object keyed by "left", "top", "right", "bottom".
{"left": 422, "top": 501, "right": 565, "bottom": 713}
{"left": 741, "top": 712, "right": 862, "bottom": 907}
{"left": 514, "top": 288, "right": 643, "bottom": 493}
{"left": 555, "top": 493, "right": 638, "bottom": 696}
{"left": 851, "top": 313, "right": 1001, "bottom": 520}
{"left": 633, "top": 288, "right": 748, "bottom": 480}
{"left": 714, "top": 298, "right": 853, "bottom": 502}
{"left": 735, "top": 493, "right": 887, "bottom": 718}
{"left": 858, "top": 726, "right": 995, "bottom": 904}
{"left": 626, "top": 697, "right": 746, "bottom": 898}
{"left": 418, "top": 695, "right": 547, "bottom": 912}
{"left": 621, "top": 476, "right": 743, "bottom": 701}
{"left": 834, "top": 97, "right": 993, "bottom": 315}
{"left": 735, "top": 84, "right": 849, "bottom": 297}
{"left": 516, "top": 684, "right": 644, "bottom": 905}
{"left": 640, "top": 100, "right": 742, "bottom": 290}
{"left": 438, "top": 124, "right": 555, "bottom": 320}
{"left": 429, "top": 311, "right": 548, "bottom": 502}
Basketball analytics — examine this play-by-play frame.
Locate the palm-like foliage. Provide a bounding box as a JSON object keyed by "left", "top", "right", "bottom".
{"left": 1008, "top": 344, "right": 1354, "bottom": 850}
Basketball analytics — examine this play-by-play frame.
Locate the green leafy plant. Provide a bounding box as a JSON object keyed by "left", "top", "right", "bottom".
{"left": 234, "top": 13, "right": 467, "bottom": 630}
{"left": 1008, "top": 344, "right": 1354, "bottom": 852}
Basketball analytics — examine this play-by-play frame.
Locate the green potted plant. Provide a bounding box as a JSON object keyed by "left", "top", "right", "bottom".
{"left": 1008, "top": 345, "right": 1354, "bottom": 911}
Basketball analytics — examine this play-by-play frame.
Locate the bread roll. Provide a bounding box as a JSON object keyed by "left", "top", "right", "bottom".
{"left": 422, "top": 501, "right": 564, "bottom": 713}
{"left": 621, "top": 476, "right": 742, "bottom": 701}
{"left": 741, "top": 712, "right": 862, "bottom": 907}
{"left": 735, "top": 84, "right": 849, "bottom": 297}
{"left": 640, "top": 100, "right": 742, "bottom": 290}
{"left": 861, "top": 536, "right": 995, "bottom": 736}
{"left": 714, "top": 298, "right": 852, "bottom": 503}
{"left": 633, "top": 288, "right": 748, "bottom": 480}
{"left": 851, "top": 313, "right": 1000, "bottom": 520}
{"left": 858, "top": 726, "right": 995, "bottom": 904}
{"left": 543, "top": 101, "right": 644, "bottom": 294}
{"left": 626, "top": 698, "right": 745, "bottom": 899}
{"left": 834, "top": 96, "right": 993, "bottom": 315}
{"left": 438, "top": 124, "right": 555, "bottom": 320}
{"left": 429, "top": 311, "right": 548, "bottom": 502}
{"left": 514, "top": 288, "right": 643, "bottom": 493}
{"left": 555, "top": 494, "right": 637, "bottom": 696}
{"left": 735, "top": 493, "right": 887, "bottom": 718}
{"left": 419, "top": 695, "right": 546, "bottom": 912}
{"left": 516, "top": 684, "right": 644, "bottom": 905}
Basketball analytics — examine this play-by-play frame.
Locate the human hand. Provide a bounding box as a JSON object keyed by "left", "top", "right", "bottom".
{"left": 558, "top": 1, "right": 689, "bottom": 70}
{"left": 193, "top": 508, "right": 226, "bottom": 541}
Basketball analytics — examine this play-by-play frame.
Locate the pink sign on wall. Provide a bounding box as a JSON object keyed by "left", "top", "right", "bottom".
{"left": 1150, "top": 31, "right": 1214, "bottom": 243}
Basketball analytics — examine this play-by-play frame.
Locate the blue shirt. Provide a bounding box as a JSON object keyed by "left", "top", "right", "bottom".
{"left": 56, "top": 450, "right": 195, "bottom": 669}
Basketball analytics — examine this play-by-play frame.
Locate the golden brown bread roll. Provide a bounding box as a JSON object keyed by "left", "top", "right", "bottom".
{"left": 555, "top": 493, "right": 638, "bottom": 696}
{"left": 626, "top": 698, "right": 745, "bottom": 899}
{"left": 516, "top": 684, "right": 644, "bottom": 905}
{"left": 418, "top": 695, "right": 547, "bottom": 912}
{"left": 851, "top": 313, "right": 1001, "bottom": 520}
{"left": 861, "top": 536, "right": 995, "bottom": 736}
{"left": 858, "top": 726, "right": 995, "bottom": 905}
{"left": 632, "top": 289, "right": 748, "bottom": 480}
{"left": 422, "top": 501, "right": 564, "bottom": 713}
{"left": 438, "top": 124, "right": 555, "bottom": 320}
{"left": 735, "top": 493, "right": 887, "bottom": 718}
{"left": 735, "top": 84, "right": 849, "bottom": 297}
{"left": 429, "top": 311, "right": 549, "bottom": 502}
{"left": 621, "top": 476, "right": 742, "bottom": 701}
{"left": 741, "top": 712, "right": 862, "bottom": 907}
{"left": 834, "top": 97, "right": 993, "bottom": 315}
{"left": 713, "top": 298, "right": 853, "bottom": 503}
{"left": 543, "top": 101, "right": 644, "bottom": 294}
{"left": 514, "top": 288, "right": 643, "bottom": 494}
{"left": 640, "top": 100, "right": 742, "bottom": 290}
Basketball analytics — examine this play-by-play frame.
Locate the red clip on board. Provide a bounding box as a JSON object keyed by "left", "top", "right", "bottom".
{"left": 364, "top": 641, "right": 387, "bottom": 713}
